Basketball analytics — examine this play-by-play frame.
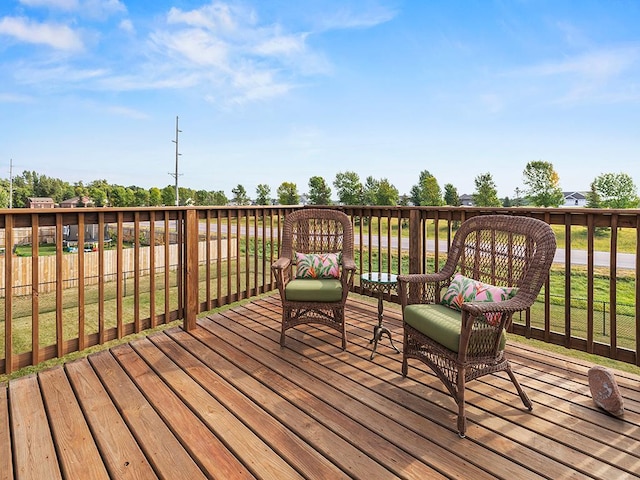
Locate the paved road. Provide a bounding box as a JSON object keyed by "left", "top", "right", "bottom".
{"left": 355, "top": 237, "right": 635, "bottom": 269}
{"left": 203, "top": 223, "right": 635, "bottom": 269}
{"left": 552, "top": 248, "right": 635, "bottom": 269}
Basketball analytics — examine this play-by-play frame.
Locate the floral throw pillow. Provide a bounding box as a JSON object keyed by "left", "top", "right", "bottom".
{"left": 294, "top": 252, "right": 341, "bottom": 279}
{"left": 440, "top": 274, "right": 517, "bottom": 325}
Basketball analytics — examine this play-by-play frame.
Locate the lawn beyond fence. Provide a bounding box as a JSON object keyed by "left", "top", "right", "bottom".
{"left": 1, "top": 205, "right": 639, "bottom": 375}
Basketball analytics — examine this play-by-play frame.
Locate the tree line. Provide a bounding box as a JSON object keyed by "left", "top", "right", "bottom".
{"left": 1, "top": 161, "right": 637, "bottom": 208}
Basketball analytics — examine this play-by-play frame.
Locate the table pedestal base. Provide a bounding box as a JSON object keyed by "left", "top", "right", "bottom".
{"left": 360, "top": 273, "right": 400, "bottom": 360}
{"left": 369, "top": 323, "right": 400, "bottom": 360}
{"left": 369, "top": 294, "right": 400, "bottom": 360}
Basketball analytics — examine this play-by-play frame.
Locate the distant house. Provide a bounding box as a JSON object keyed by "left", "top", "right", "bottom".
{"left": 63, "top": 224, "right": 111, "bottom": 251}
{"left": 59, "top": 196, "right": 94, "bottom": 208}
{"left": 563, "top": 191, "right": 587, "bottom": 207}
{"left": 28, "top": 197, "right": 55, "bottom": 208}
{"left": 459, "top": 194, "right": 474, "bottom": 206}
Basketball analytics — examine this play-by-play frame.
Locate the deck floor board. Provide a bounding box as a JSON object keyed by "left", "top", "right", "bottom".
{"left": 2, "top": 294, "right": 639, "bottom": 479}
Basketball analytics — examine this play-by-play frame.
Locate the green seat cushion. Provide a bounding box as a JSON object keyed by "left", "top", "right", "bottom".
{"left": 404, "top": 304, "right": 506, "bottom": 353}
{"left": 285, "top": 278, "right": 343, "bottom": 302}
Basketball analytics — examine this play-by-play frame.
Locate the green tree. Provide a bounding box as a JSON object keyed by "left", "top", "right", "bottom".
{"left": 308, "top": 176, "right": 332, "bottom": 205}
{"left": 409, "top": 170, "right": 443, "bottom": 206}
{"left": 194, "top": 189, "right": 209, "bottom": 206}
{"left": 443, "top": 183, "right": 460, "bottom": 206}
{"left": 423, "top": 176, "right": 443, "bottom": 205}
{"left": 363, "top": 176, "right": 379, "bottom": 205}
{"left": 589, "top": 173, "right": 639, "bottom": 208}
{"left": 110, "top": 185, "right": 134, "bottom": 207}
{"left": 522, "top": 161, "right": 564, "bottom": 207}
{"left": 179, "top": 187, "right": 197, "bottom": 206}
{"left": 210, "top": 190, "right": 228, "bottom": 205}
{"left": 231, "top": 184, "right": 250, "bottom": 206}
{"left": 161, "top": 186, "right": 176, "bottom": 206}
{"left": 374, "top": 178, "right": 399, "bottom": 206}
{"left": 87, "top": 179, "right": 111, "bottom": 206}
{"left": 35, "top": 175, "right": 60, "bottom": 200}
{"left": 277, "top": 182, "right": 299, "bottom": 205}
{"left": 132, "top": 187, "right": 150, "bottom": 206}
{"left": 149, "top": 187, "right": 163, "bottom": 206}
{"left": 363, "top": 176, "right": 398, "bottom": 205}
{"left": 73, "top": 181, "right": 89, "bottom": 203}
{"left": 255, "top": 184, "right": 271, "bottom": 205}
{"left": 8, "top": 171, "right": 80, "bottom": 206}
{"left": 513, "top": 187, "right": 525, "bottom": 207}
{"left": 472, "top": 173, "right": 501, "bottom": 207}
{"left": 0, "top": 180, "right": 10, "bottom": 208}
{"left": 11, "top": 171, "right": 37, "bottom": 207}
{"left": 88, "top": 186, "right": 108, "bottom": 206}
{"left": 15, "top": 171, "right": 71, "bottom": 203}
{"left": 586, "top": 182, "right": 601, "bottom": 208}
{"left": 333, "top": 171, "right": 363, "bottom": 205}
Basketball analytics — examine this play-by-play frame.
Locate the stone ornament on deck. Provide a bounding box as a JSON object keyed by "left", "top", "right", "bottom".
{"left": 587, "top": 365, "right": 625, "bottom": 417}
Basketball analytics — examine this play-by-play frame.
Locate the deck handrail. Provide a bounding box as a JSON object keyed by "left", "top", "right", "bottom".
{"left": 0, "top": 204, "right": 638, "bottom": 375}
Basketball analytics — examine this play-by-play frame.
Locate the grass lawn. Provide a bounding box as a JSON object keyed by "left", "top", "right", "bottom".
{"left": 2, "top": 230, "right": 638, "bottom": 382}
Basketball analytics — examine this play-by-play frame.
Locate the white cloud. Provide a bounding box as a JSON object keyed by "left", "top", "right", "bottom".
{"left": 82, "top": 0, "right": 126, "bottom": 18}
{"left": 144, "top": 1, "right": 393, "bottom": 104}
{"left": 253, "top": 32, "right": 307, "bottom": 57}
{"left": 479, "top": 93, "right": 505, "bottom": 114}
{"left": 104, "top": 105, "right": 149, "bottom": 119}
{"left": 15, "top": 65, "right": 107, "bottom": 86}
{"left": 2, "top": 1, "right": 387, "bottom": 105}
{"left": 315, "top": 4, "right": 397, "bottom": 30}
{"left": 0, "top": 92, "right": 35, "bottom": 103}
{"left": 229, "top": 68, "right": 294, "bottom": 103}
{"left": 119, "top": 18, "right": 134, "bottom": 33}
{"left": 149, "top": 2, "right": 310, "bottom": 103}
{"left": 508, "top": 45, "right": 640, "bottom": 105}
{"left": 19, "top": 0, "right": 126, "bottom": 17}
{"left": 554, "top": 21, "right": 589, "bottom": 49}
{"left": 151, "top": 29, "right": 229, "bottom": 68}
{"left": 96, "top": 71, "right": 201, "bottom": 91}
{"left": 0, "top": 16, "right": 84, "bottom": 51}
{"left": 167, "top": 3, "right": 243, "bottom": 31}
{"left": 19, "top": 0, "right": 79, "bottom": 9}
{"left": 524, "top": 47, "right": 639, "bottom": 80}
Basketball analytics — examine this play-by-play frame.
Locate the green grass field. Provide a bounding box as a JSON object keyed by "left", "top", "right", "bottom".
{"left": 2, "top": 230, "right": 639, "bottom": 382}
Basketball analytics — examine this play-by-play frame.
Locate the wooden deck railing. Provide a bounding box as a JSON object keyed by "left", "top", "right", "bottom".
{"left": 1, "top": 205, "right": 638, "bottom": 375}
{"left": 340, "top": 205, "right": 640, "bottom": 366}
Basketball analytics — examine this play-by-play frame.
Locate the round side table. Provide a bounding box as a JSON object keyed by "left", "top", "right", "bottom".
{"left": 360, "top": 272, "right": 401, "bottom": 359}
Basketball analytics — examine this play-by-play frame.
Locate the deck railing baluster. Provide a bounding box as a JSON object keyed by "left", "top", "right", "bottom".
{"left": 0, "top": 205, "right": 639, "bottom": 374}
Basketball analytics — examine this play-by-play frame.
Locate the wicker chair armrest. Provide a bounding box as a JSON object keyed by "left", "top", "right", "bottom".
{"left": 397, "top": 272, "right": 450, "bottom": 285}
{"left": 461, "top": 297, "right": 529, "bottom": 317}
{"left": 397, "top": 272, "right": 452, "bottom": 307}
{"left": 342, "top": 259, "right": 356, "bottom": 271}
{"left": 340, "top": 262, "right": 356, "bottom": 289}
{"left": 271, "top": 257, "right": 291, "bottom": 272}
{"left": 271, "top": 257, "right": 292, "bottom": 292}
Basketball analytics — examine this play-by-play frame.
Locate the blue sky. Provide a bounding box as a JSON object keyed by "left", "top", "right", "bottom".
{"left": 1, "top": 0, "right": 639, "bottom": 200}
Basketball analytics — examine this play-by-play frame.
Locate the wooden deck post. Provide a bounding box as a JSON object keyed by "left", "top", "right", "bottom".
{"left": 408, "top": 209, "right": 422, "bottom": 275}
{"left": 184, "top": 208, "right": 199, "bottom": 331}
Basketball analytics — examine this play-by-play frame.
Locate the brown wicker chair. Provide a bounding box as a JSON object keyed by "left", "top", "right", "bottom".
{"left": 272, "top": 209, "right": 356, "bottom": 349}
{"left": 397, "top": 214, "right": 556, "bottom": 437}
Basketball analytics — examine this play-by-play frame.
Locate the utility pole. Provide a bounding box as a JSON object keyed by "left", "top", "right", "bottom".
{"left": 9, "top": 158, "right": 13, "bottom": 209}
{"left": 169, "top": 116, "right": 182, "bottom": 206}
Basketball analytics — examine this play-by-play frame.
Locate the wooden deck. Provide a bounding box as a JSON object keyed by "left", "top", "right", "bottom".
{"left": 2, "top": 294, "right": 639, "bottom": 479}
